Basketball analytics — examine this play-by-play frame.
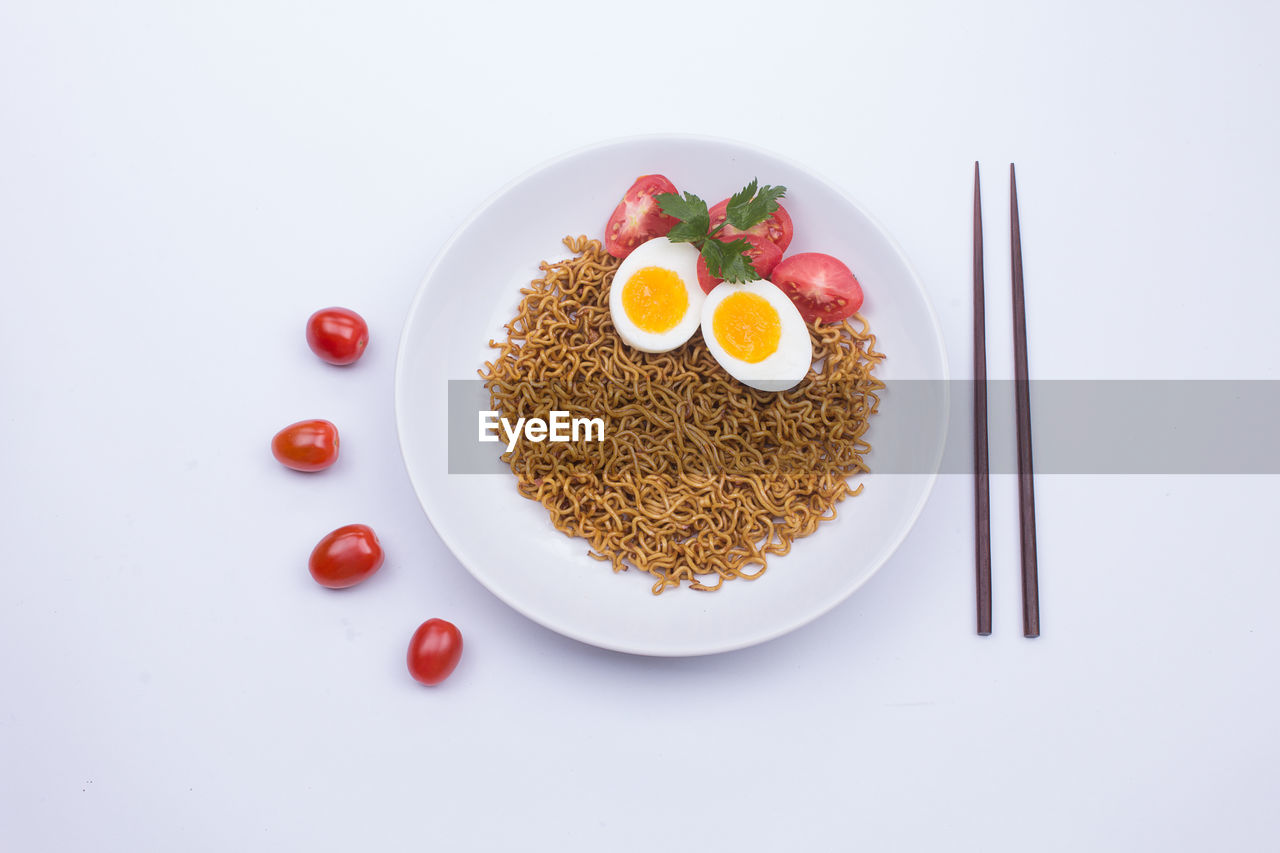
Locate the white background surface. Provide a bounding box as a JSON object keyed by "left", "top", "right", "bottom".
{"left": 2, "top": 1, "right": 1277, "bottom": 850}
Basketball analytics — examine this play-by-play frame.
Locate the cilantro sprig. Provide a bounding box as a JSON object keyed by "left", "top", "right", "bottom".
{"left": 655, "top": 179, "right": 787, "bottom": 284}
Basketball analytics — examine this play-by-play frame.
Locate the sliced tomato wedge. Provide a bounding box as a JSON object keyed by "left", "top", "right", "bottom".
{"left": 770, "top": 253, "right": 863, "bottom": 323}
{"left": 604, "top": 174, "right": 678, "bottom": 259}
{"left": 708, "top": 198, "right": 793, "bottom": 253}
{"left": 696, "top": 233, "right": 784, "bottom": 294}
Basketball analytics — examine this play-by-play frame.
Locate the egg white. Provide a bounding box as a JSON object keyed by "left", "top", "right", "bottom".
{"left": 700, "top": 279, "right": 812, "bottom": 392}
{"left": 608, "top": 237, "right": 705, "bottom": 353}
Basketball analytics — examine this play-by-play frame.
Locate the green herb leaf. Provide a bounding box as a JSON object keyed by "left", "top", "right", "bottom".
{"left": 717, "top": 239, "right": 759, "bottom": 284}
{"left": 701, "top": 238, "right": 760, "bottom": 284}
{"left": 656, "top": 191, "right": 708, "bottom": 224}
{"left": 666, "top": 216, "right": 710, "bottom": 244}
{"left": 699, "top": 241, "right": 723, "bottom": 278}
{"left": 724, "top": 179, "right": 759, "bottom": 227}
{"left": 656, "top": 191, "right": 709, "bottom": 243}
{"left": 724, "top": 180, "right": 787, "bottom": 231}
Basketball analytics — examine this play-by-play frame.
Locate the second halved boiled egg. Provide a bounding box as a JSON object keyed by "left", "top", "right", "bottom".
{"left": 700, "top": 279, "right": 813, "bottom": 391}
{"left": 608, "top": 237, "right": 705, "bottom": 353}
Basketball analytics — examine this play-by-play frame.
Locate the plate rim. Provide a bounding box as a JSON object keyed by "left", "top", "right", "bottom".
{"left": 394, "top": 133, "right": 951, "bottom": 656}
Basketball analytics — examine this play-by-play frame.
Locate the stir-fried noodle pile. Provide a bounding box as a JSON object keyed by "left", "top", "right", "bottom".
{"left": 480, "top": 236, "right": 884, "bottom": 593}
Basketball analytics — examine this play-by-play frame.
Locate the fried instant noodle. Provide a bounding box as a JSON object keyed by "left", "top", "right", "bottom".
{"left": 480, "top": 235, "right": 885, "bottom": 594}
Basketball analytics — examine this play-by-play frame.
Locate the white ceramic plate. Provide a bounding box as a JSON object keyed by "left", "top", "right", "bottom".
{"left": 395, "top": 135, "right": 948, "bottom": 656}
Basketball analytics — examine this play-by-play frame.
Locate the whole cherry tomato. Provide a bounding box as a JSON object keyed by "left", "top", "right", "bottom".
{"left": 271, "top": 419, "right": 340, "bottom": 472}
{"left": 309, "top": 524, "right": 384, "bottom": 589}
{"left": 406, "top": 619, "right": 463, "bottom": 686}
{"left": 306, "top": 307, "right": 369, "bottom": 366}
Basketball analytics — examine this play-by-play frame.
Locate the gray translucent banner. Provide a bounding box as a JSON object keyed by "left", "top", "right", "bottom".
{"left": 447, "top": 380, "right": 1280, "bottom": 475}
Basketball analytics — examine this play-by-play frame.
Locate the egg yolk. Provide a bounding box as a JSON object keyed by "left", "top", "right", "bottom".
{"left": 712, "top": 292, "right": 781, "bottom": 364}
{"left": 621, "top": 267, "right": 688, "bottom": 333}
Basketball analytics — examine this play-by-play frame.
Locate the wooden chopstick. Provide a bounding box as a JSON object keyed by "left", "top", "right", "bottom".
{"left": 1009, "top": 164, "right": 1041, "bottom": 638}
{"left": 973, "top": 162, "right": 992, "bottom": 636}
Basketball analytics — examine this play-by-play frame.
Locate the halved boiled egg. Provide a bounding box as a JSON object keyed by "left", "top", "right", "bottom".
{"left": 608, "top": 237, "right": 705, "bottom": 353}
{"left": 700, "top": 279, "right": 813, "bottom": 391}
